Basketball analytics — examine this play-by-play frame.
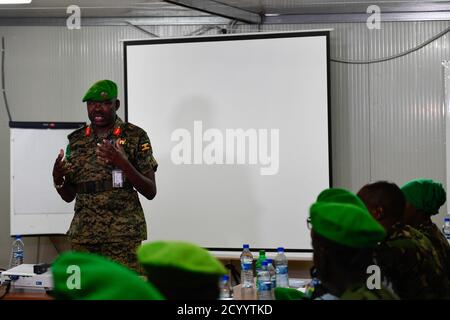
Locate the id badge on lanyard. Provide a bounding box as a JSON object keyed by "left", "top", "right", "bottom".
{"left": 105, "top": 138, "right": 123, "bottom": 188}
{"left": 112, "top": 169, "right": 124, "bottom": 188}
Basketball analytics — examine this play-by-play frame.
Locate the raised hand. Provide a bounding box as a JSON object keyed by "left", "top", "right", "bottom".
{"left": 52, "top": 149, "right": 73, "bottom": 184}
{"left": 96, "top": 139, "right": 127, "bottom": 169}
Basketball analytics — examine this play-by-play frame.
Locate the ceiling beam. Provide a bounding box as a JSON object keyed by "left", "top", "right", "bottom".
{"left": 165, "top": 0, "right": 261, "bottom": 24}
{"left": 0, "top": 16, "right": 230, "bottom": 26}
{"left": 263, "top": 11, "right": 450, "bottom": 24}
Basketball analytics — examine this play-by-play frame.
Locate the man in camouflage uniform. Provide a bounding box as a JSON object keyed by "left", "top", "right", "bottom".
{"left": 358, "top": 181, "right": 449, "bottom": 299}
{"left": 308, "top": 188, "right": 397, "bottom": 300}
{"left": 52, "top": 80, "right": 157, "bottom": 272}
{"left": 401, "top": 179, "right": 450, "bottom": 280}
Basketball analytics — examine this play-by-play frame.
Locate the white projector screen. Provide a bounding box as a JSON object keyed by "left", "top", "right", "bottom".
{"left": 125, "top": 31, "right": 331, "bottom": 252}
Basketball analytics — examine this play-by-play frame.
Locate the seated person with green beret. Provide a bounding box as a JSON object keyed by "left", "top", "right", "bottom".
{"left": 307, "top": 188, "right": 396, "bottom": 300}
{"left": 52, "top": 80, "right": 158, "bottom": 273}
{"left": 51, "top": 251, "right": 164, "bottom": 300}
{"left": 401, "top": 179, "right": 450, "bottom": 280}
{"left": 137, "top": 241, "right": 227, "bottom": 300}
{"left": 358, "top": 181, "right": 449, "bottom": 299}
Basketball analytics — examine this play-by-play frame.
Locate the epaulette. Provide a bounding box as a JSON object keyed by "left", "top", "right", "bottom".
{"left": 67, "top": 124, "right": 88, "bottom": 141}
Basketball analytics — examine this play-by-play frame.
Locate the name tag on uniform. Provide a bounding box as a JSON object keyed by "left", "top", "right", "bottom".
{"left": 112, "top": 169, "right": 124, "bottom": 188}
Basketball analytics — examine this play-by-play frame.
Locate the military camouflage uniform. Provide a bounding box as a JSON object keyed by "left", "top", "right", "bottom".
{"left": 65, "top": 116, "right": 157, "bottom": 272}
{"left": 340, "top": 284, "right": 399, "bottom": 300}
{"left": 417, "top": 222, "right": 450, "bottom": 279}
{"left": 375, "top": 223, "right": 449, "bottom": 299}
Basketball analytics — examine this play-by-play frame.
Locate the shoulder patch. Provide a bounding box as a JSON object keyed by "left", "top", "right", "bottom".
{"left": 140, "top": 142, "right": 151, "bottom": 152}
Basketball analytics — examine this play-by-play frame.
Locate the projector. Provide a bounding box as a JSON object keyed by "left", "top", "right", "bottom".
{"left": 0, "top": 264, "right": 53, "bottom": 291}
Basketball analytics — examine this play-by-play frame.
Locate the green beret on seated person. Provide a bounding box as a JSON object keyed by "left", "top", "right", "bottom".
{"left": 310, "top": 188, "right": 386, "bottom": 248}
{"left": 137, "top": 241, "right": 227, "bottom": 300}
{"left": 51, "top": 251, "right": 164, "bottom": 300}
{"left": 401, "top": 178, "right": 446, "bottom": 215}
{"left": 82, "top": 79, "right": 118, "bottom": 102}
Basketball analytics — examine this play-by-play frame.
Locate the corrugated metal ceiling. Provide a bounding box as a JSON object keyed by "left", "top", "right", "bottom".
{"left": 0, "top": 0, "right": 449, "bottom": 18}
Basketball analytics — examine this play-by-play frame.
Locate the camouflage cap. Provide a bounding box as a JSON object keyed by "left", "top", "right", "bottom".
{"left": 137, "top": 241, "right": 227, "bottom": 299}
{"left": 82, "top": 79, "right": 118, "bottom": 102}
{"left": 51, "top": 251, "right": 165, "bottom": 300}
{"left": 309, "top": 188, "right": 386, "bottom": 248}
{"left": 401, "top": 179, "right": 446, "bottom": 215}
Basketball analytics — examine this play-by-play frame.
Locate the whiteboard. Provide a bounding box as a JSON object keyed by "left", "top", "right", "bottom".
{"left": 10, "top": 124, "right": 83, "bottom": 235}
{"left": 125, "top": 31, "right": 331, "bottom": 251}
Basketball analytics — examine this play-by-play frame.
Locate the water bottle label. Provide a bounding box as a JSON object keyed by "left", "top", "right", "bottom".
{"left": 258, "top": 281, "right": 271, "bottom": 292}
{"left": 276, "top": 265, "right": 288, "bottom": 275}
{"left": 241, "top": 263, "right": 252, "bottom": 271}
{"left": 13, "top": 251, "right": 24, "bottom": 259}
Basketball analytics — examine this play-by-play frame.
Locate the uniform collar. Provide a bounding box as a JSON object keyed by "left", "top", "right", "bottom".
{"left": 86, "top": 116, "right": 124, "bottom": 138}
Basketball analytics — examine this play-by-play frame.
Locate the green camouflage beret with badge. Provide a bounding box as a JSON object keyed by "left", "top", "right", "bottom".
{"left": 82, "top": 79, "right": 118, "bottom": 102}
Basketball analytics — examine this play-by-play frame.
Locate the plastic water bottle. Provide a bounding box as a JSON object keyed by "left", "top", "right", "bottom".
{"left": 267, "top": 259, "right": 277, "bottom": 292}
{"left": 219, "top": 275, "right": 233, "bottom": 300}
{"left": 304, "top": 278, "right": 321, "bottom": 299}
{"left": 257, "top": 260, "right": 273, "bottom": 300}
{"left": 255, "top": 250, "right": 266, "bottom": 275}
{"left": 240, "top": 244, "right": 254, "bottom": 288}
{"left": 267, "top": 259, "right": 276, "bottom": 299}
{"left": 256, "top": 260, "right": 273, "bottom": 300}
{"left": 443, "top": 217, "right": 450, "bottom": 242}
{"left": 9, "top": 235, "right": 24, "bottom": 269}
{"left": 275, "top": 247, "right": 289, "bottom": 288}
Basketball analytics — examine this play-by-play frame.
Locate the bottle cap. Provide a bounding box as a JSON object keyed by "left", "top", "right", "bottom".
{"left": 445, "top": 217, "right": 450, "bottom": 222}
{"left": 277, "top": 247, "right": 285, "bottom": 252}
{"left": 221, "top": 275, "right": 229, "bottom": 281}
{"left": 259, "top": 250, "right": 266, "bottom": 256}
{"left": 267, "top": 259, "right": 273, "bottom": 264}
{"left": 14, "top": 235, "right": 21, "bottom": 240}
{"left": 262, "top": 260, "right": 268, "bottom": 266}
{"left": 243, "top": 244, "right": 249, "bottom": 249}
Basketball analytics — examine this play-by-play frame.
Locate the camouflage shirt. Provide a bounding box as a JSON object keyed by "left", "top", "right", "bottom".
{"left": 65, "top": 117, "right": 158, "bottom": 244}
{"left": 417, "top": 221, "right": 450, "bottom": 280}
{"left": 340, "top": 284, "right": 399, "bottom": 300}
{"left": 375, "top": 223, "right": 449, "bottom": 299}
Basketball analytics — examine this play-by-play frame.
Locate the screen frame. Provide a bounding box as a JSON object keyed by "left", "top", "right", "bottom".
{"left": 123, "top": 30, "right": 332, "bottom": 253}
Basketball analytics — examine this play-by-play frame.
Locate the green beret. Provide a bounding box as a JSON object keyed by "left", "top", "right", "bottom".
{"left": 317, "top": 187, "right": 367, "bottom": 208}
{"left": 82, "top": 79, "right": 118, "bottom": 102}
{"left": 137, "top": 241, "right": 227, "bottom": 300}
{"left": 401, "top": 179, "right": 446, "bottom": 215}
{"left": 310, "top": 188, "right": 386, "bottom": 248}
{"left": 274, "top": 287, "right": 305, "bottom": 300}
{"left": 51, "top": 251, "right": 164, "bottom": 300}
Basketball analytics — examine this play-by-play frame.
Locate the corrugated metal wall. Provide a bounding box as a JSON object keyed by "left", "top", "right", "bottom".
{"left": 0, "top": 21, "right": 449, "bottom": 267}
{"left": 236, "top": 22, "right": 450, "bottom": 195}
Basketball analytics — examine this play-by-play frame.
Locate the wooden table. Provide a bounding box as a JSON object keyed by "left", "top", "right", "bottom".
{"left": 1, "top": 288, "right": 53, "bottom": 300}
{"left": 233, "top": 284, "right": 257, "bottom": 300}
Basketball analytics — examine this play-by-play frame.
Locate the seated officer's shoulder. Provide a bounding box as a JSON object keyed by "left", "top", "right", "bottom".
{"left": 68, "top": 125, "right": 88, "bottom": 142}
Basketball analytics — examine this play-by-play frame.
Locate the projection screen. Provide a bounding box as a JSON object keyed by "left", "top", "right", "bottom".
{"left": 124, "top": 31, "right": 331, "bottom": 252}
